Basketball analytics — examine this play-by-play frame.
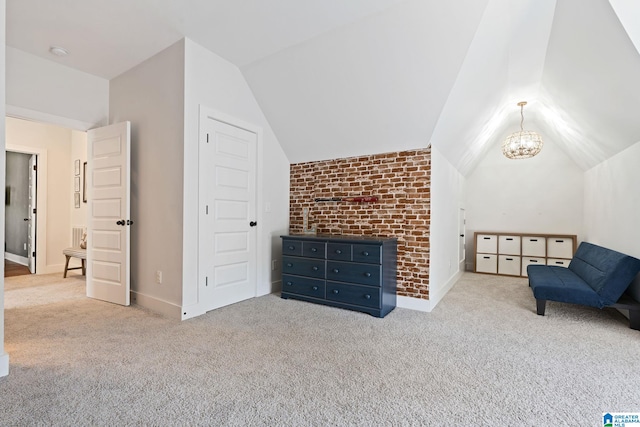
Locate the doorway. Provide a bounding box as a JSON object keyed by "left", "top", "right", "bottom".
{"left": 4, "top": 151, "right": 37, "bottom": 277}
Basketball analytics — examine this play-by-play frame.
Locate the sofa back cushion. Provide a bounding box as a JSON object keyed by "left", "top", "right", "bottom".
{"left": 569, "top": 242, "right": 640, "bottom": 305}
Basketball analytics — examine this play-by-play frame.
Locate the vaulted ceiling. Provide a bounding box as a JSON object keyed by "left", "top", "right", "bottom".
{"left": 7, "top": 0, "right": 640, "bottom": 175}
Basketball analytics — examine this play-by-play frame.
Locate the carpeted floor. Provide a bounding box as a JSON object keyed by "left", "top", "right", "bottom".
{"left": 1, "top": 271, "right": 638, "bottom": 426}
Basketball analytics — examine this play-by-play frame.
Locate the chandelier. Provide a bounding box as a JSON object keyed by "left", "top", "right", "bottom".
{"left": 501, "top": 101, "right": 543, "bottom": 159}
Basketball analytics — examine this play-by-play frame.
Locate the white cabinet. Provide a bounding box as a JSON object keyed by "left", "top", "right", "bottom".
{"left": 475, "top": 232, "right": 576, "bottom": 278}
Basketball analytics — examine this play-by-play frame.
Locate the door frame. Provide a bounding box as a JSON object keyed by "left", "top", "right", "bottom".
{"left": 193, "top": 106, "right": 264, "bottom": 319}
{"left": 5, "top": 144, "right": 48, "bottom": 275}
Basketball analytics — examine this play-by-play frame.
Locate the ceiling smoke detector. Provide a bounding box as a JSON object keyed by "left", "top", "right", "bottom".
{"left": 49, "top": 46, "right": 69, "bottom": 57}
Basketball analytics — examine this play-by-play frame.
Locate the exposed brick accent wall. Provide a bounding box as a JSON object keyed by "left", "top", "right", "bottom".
{"left": 289, "top": 147, "right": 431, "bottom": 300}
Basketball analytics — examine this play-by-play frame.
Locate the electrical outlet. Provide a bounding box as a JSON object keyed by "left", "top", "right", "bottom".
{"left": 271, "top": 260, "right": 278, "bottom": 271}
{"left": 156, "top": 270, "right": 163, "bottom": 284}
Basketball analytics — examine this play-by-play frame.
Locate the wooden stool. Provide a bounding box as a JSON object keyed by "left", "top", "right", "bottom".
{"left": 63, "top": 247, "right": 86, "bottom": 278}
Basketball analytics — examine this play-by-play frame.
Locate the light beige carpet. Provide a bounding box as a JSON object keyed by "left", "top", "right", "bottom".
{"left": 1, "top": 272, "right": 638, "bottom": 426}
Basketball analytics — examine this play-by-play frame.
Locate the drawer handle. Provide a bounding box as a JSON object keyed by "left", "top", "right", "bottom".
{"left": 333, "top": 289, "right": 339, "bottom": 294}
{"left": 364, "top": 272, "right": 371, "bottom": 277}
{"left": 531, "top": 260, "right": 538, "bottom": 263}
{"left": 555, "top": 261, "right": 563, "bottom": 265}
{"left": 312, "top": 286, "right": 318, "bottom": 291}
{"left": 506, "top": 238, "right": 513, "bottom": 241}
{"left": 362, "top": 251, "right": 369, "bottom": 256}
{"left": 288, "top": 245, "right": 295, "bottom": 250}
{"left": 312, "top": 266, "right": 319, "bottom": 271}
{"left": 286, "top": 281, "right": 292, "bottom": 286}
{"left": 483, "top": 237, "right": 490, "bottom": 240}
{"left": 333, "top": 268, "right": 339, "bottom": 273}
{"left": 286, "top": 263, "right": 293, "bottom": 267}
{"left": 335, "top": 249, "right": 342, "bottom": 254}
{"left": 311, "top": 247, "right": 317, "bottom": 252}
{"left": 556, "top": 240, "right": 564, "bottom": 243}
{"left": 506, "top": 258, "right": 513, "bottom": 261}
{"left": 530, "top": 239, "right": 538, "bottom": 242}
{"left": 483, "top": 256, "right": 490, "bottom": 259}
{"left": 364, "top": 294, "right": 371, "bottom": 300}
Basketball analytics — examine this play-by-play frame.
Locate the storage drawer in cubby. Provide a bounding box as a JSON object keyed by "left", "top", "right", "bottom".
{"left": 282, "top": 275, "right": 325, "bottom": 298}
{"left": 521, "top": 257, "right": 546, "bottom": 277}
{"left": 476, "top": 234, "right": 497, "bottom": 254}
{"left": 327, "top": 261, "right": 381, "bottom": 287}
{"left": 547, "top": 258, "right": 570, "bottom": 267}
{"left": 326, "top": 282, "right": 380, "bottom": 309}
{"left": 327, "top": 243, "right": 352, "bottom": 261}
{"left": 547, "top": 238, "right": 574, "bottom": 259}
{"left": 498, "top": 255, "right": 521, "bottom": 276}
{"left": 282, "top": 239, "right": 303, "bottom": 257}
{"left": 499, "top": 235, "right": 521, "bottom": 255}
{"left": 522, "top": 236, "right": 546, "bottom": 257}
{"left": 282, "top": 256, "right": 325, "bottom": 279}
{"left": 302, "top": 241, "right": 326, "bottom": 259}
{"left": 476, "top": 254, "right": 497, "bottom": 274}
{"left": 352, "top": 244, "right": 382, "bottom": 264}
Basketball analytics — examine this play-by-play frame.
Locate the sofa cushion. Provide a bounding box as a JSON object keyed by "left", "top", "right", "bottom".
{"left": 568, "top": 242, "right": 640, "bottom": 305}
{"left": 528, "top": 265, "right": 602, "bottom": 308}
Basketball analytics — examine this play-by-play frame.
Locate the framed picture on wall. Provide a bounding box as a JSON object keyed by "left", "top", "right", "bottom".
{"left": 74, "top": 192, "right": 80, "bottom": 209}
{"left": 74, "top": 159, "right": 80, "bottom": 176}
{"left": 83, "top": 162, "right": 87, "bottom": 203}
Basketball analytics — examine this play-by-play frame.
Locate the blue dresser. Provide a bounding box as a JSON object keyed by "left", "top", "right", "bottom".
{"left": 281, "top": 235, "right": 397, "bottom": 318}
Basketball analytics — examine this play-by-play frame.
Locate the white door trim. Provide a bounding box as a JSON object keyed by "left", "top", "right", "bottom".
{"left": 191, "top": 105, "right": 264, "bottom": 319}
{"left": 6, "top": 144, "right": 49, "bottom": 275}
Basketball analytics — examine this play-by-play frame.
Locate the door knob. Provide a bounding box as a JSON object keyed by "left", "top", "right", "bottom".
{"left": 127, "top": 220, "right": 134, "bottom": 225}
{"left": 116, "top": 220, "right": 125, "bottom": 226}
{"left": 249, "top": 221, "right": 257, "bottom": 227}
{"left": 23, "top": 218, "right": 29, "bottom": 221}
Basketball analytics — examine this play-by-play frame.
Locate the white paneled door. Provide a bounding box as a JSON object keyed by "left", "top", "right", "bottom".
{"left": 87, "top": 122, "right": 131, "bottom": 306}
{"left": 199, "top": 115, "right": 257, "bottom": 311}
{"left": 28, "top": 154, "right": 37, "bottom": 274}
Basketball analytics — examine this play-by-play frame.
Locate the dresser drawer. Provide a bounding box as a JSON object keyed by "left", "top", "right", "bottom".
{"left": 282, "top": 275, "right": 325, "bottom": 298}
{"left": 521, "top": 236, "right": 545, "bottom": 257}
{"left": 547, "top": 258, "right": 570, "bottom": 267}
{"left": 327, "top": 261, "right": 381, "bottom": 286}
{"left": 352, "top": 244, "right": 382, "bottom": 264}
{"left": 327, "top": 243, "right": 352, "bottom": 261}
{"left": 522, "top": 257, "right": 546, "bottom": 276}
{"left": 476, "top": 254, "right": 497, "bottom": 274}
{"left": 476, "top": 234, "right": 497, "bottom": 254}
{"left": 282, "top": 256, "right": 325, "bottom": 279}
{"left": 326, "top": 282, "right": 380, "bottom": 309}
{"left": 498, "top": 236, "right": 521, "bottom": 255}
{"left": 548, "top": 238, "right": 574, "bottom": 259}
{"left": 282, "top": 239, "right": 303, "bottom": 256}
{"left": 303, "top": 241, "right": 326, "bottom": 259}
{"left": 498, "top": 255, "right": 521, "bottom": 276}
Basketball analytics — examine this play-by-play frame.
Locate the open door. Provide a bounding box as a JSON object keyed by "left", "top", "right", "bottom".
{"left": 27, "top": 154, "right": 37, "bottom": 274}
{"left": 86, "top": 122, "right": 131, "bottom": 306}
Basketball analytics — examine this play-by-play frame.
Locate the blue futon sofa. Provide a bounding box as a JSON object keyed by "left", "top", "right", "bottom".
{"left": 528, "top": 242, "right": 640, "bottom": 330}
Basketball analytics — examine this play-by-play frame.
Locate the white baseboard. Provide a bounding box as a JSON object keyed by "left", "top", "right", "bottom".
{"left": 429, "top": 270, "right": 463, "bottom": 311}
{"left": 0, "top": 352, "right": 9, "bottom": 377}
{"left": 131, "top": 291, "right": 185, "bottom": 320}
{"left": 397, "top": 295, "right": 432, "bottom": 312}
{"left": 4, "top": 252, "right": 29, "bottom": 266}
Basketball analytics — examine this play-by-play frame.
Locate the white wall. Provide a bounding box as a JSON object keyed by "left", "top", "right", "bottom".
{"left": 109, "top": 40, "right": 185, "bottom": 317}
{"left": 465, "top": 136, "right": 584, "bottom": 269}
{"left": 429, "top": 145, "right": 465, "bottom": 309}
{"left": 183, "top": 38, "right": 290, "bottom": 318}
{"left": 6, "top": 117, "right": 74, "bottom": 274}
{"left": 584, "top": 140, "right": 640, "bottom": 300}
{"left": 1, "top": 0, "right": 9, "bottom": 378}
{"left": 6, "top": 47, "right": 109, "bottom": 130}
